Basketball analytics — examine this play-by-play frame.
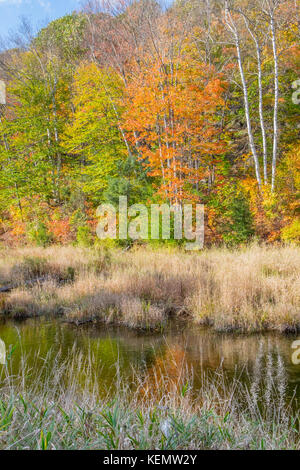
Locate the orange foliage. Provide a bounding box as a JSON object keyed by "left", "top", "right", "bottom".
{"left": 124, "top": 56, "right": 227, "bottom": 203}
{"left": 47, "top": 218, "right": 72, "bottom": 244}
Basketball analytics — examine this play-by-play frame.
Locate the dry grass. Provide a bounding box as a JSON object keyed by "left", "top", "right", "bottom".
{"left": 0, "top": 345, "right": 299, "bottom": 450}
{"left": 0, "top": 244, "right": 299, "bottom": 332}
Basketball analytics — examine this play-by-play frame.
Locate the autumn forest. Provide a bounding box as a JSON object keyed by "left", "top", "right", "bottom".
{"left": 0, "top": 0, "right": 299, "bottom": 247}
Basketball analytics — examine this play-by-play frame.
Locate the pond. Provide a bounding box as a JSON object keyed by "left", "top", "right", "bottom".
{"left": 0, "top": 318, "right": 300, "bottom": 404}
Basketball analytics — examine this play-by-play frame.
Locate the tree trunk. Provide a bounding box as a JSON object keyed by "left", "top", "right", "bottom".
{"left": 224, "top": 3, "right": 262, "bottom": 189}
{"left": 235, "top": 36, "right": 262, "bottom": 189}
{"left": 269, "top": 6, "right": 279, "bottom": 192}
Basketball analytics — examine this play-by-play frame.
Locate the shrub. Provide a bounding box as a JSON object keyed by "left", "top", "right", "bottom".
{"left": 27, "top": 222, "right": 52, "bottom": 247}
{"left": 281, "top": 219, "right": 300, "bottom": 245}
{"left": 76, "top": 225, "right": 93, "bottom": 246}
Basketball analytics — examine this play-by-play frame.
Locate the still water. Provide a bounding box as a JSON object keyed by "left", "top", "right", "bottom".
{"left": 0, "top": 318, "right": 300, "bottom": 401}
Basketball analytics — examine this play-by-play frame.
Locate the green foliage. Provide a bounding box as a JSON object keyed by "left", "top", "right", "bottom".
{"left": 63, "top": 63, "right": 127, "bottom": 202}
{"left": 70, "top": 208, "right": 87, "bottom": 230}
{"left": 212, "top": 183, "right": 254, "bottom": 246}
{"left": 227, "top": 194, "right": 254, "bottom": 245}
{"left": 76, "top": 225, "right": 93, "bottom": 247}
{"left": 103, "top": 156, "right": 153, "bottom": 206}
{"left": 27, "top": 222, "right": 52, "bottom": 247}
{"left": 34, "top": 14, "right": 87, "bottom": 66}
{"left": 281, "top": 219, "right": 300, "bottom": 245}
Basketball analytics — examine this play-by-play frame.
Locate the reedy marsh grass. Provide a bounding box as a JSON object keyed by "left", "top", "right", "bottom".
{"left": 0, "top": 244, "right": 299, "bottom": 333}
{"left": 0, "top": 344, "right": 299, "bottom": 450}
{"left": 0, "top": 244, "right": 299, "bottom": 450}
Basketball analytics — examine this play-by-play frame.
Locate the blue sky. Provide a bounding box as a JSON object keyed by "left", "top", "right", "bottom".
{"left": 0, "top": 0, "right": 82, "bottom": 39}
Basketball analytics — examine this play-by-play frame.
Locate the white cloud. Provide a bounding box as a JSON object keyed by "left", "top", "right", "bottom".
{"left": 0, "top": 0, "right": 27, "bottom": 4}
{"left": 38, "top": 0, "right": 51, "bottom": 12}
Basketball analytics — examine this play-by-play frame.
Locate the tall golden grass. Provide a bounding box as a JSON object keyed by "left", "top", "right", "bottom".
{"left": 0, "top": 244, "right": 299, "bottom": 332}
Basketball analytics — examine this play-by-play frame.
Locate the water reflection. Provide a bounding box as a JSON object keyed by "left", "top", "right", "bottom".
{"left": 0, "top": 318, "right": 299, "bottom": 401}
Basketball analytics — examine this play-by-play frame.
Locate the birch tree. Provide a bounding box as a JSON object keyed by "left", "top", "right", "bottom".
{"left": 224, "top": 0, "right": 262, "bottom": 189}
{"left": 224, "top": 0, "right": 297, "bottom": 192}
{"left": 263, "top": 0, "right": 280, "bottom": 192}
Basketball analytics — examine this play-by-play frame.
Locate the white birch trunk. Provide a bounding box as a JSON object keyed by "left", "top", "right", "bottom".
{"left": 224, "top": 3, "right": 262, "bottom": 189}
{"left": 242, "top": 15, "right": 268, "bottom": 184}
{"left": 269, "top": 5, "right": 279, "bottom": 192}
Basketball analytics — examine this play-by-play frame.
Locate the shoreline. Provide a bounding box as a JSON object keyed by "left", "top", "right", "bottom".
{"left": 0, "top": 244, "right": 299, "bottom": 334}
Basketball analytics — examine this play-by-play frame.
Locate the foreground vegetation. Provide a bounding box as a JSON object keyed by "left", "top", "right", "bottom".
{"left": 0, "top": 344, "right": 298, "bottom": 450}
{"left": 0, "top": 244, "right": 299, "bottom": 333}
